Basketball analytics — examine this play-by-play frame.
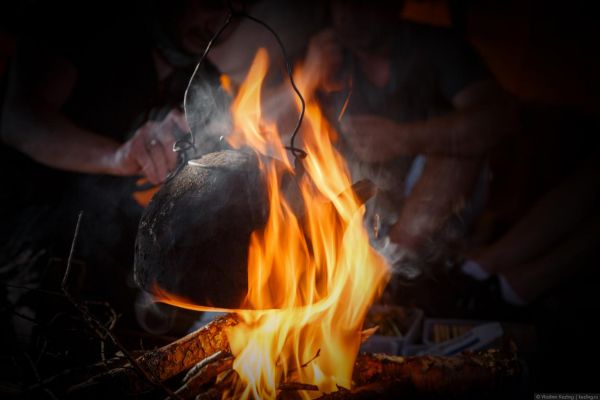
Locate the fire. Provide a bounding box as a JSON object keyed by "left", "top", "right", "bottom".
{"left": 220, "top": 74, "right": 234, "bottom": 96}
{"left": 224, "top": 48, "right": 390, "bottom": 399}
{"left": 155, "top": 47, "right": 389, "bottom": 399}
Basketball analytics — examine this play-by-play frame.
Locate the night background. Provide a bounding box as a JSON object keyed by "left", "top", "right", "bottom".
{"left": 1, "top": 0, "right": 599, "bottom": 399}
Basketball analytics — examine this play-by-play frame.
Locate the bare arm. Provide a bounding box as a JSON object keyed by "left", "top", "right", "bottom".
{"left": 471, "top": 157, "right": 600, "bottom": 275}
{"left": 1, "top": 53, "right": 186, "bottom": 184}
{"left": 1, "top": 56, "right": 122, "bottom": 174}
{"left": 385, "top": 82, "right": 501, "bottom": 255}
{"left": 399, "top": 81, "right": 519, "bottom": 156}
{"left": 389, "top": 156, "right": 483, "bottom": 254}
{"left": 342, "top": 80, "right": 520, "bottom": 159}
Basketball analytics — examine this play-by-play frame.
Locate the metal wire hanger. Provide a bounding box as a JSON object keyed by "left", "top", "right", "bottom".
{"left": 167, "top": 0, "right": 307, "bottom": 183}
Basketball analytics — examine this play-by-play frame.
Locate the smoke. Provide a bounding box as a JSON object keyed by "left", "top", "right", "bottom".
{"left": 183, "top": 0, "right": 328, "bottom": 161}
{"left": 181, "top": 0, "right": 489, "bottom": 284}
{"left": 207, "top": 0, "right": 327, "bottom": 85}
{"left": 134, "top": 290, "right": 177, "bottom": 335}
{"left": 185, "top": 68, "right": 233, "bottom": 158}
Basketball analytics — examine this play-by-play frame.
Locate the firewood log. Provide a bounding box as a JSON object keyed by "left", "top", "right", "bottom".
{"left": 175, "top": 346, "right": 519, "bottom": 400}
{"left": 138, "top": 314, "right": 238, "bottom": 382}
{"left": 173, "top": 352, "right": 234, "bottom": 400}
{"left": 69, "top": 313, "right": 238, "bottom": 394}
{"left": 313, "top": 348, "right": 520, "bottom": 399}
{"left": 353, "top": 349, "right": 519, "bottom": 388}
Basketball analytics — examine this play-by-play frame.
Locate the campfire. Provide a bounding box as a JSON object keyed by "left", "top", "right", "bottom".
{"left": 10, "top": 0, "right": 595, "bottom": 397}
{"left": 154, "top": 47, "right": 390, "bottom": 398}
{"left": 44, "top": 44, "right": 522, "bottom": 400}
{"left": 122, "top": 48, "right": 519, "bottom": 399}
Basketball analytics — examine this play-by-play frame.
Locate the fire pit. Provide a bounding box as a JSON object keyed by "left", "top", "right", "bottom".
{"left": 123, "top": 47, "right": 523, "bottom": 400}
{"left": 69, "top": 313, "right": 520, "bottom": 399}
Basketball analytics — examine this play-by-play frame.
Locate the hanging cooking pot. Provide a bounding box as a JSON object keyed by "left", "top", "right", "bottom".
{"left": 134, "top": 149, "right": 270, "bottom": 309}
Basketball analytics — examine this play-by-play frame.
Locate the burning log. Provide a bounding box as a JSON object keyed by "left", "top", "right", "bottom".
{"left": 64, "top": 310, "right": 519, "bottom": 399}
{"left": 352, "top": 350, "right": 519, "bottom": 388}
{"left": 182, "top": 347, "right": 519, "bottom": 400}
{"left": 70, "top": 313, "right": 238, "bottom": 394}
{"left": 69, "top": 312, "right": 381, "bottom": 396}
{"left": 316, "top": 349, "right": 521, "bottom": 399}
{"left": 135, "top": 313, "right": 238, "bottom": 382}
{"left": 172, "top": 351, "right": 234, "bottom": 400}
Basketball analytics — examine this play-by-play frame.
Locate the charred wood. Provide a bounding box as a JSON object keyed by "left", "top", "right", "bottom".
{"left": 69, "top": 313, "right": 238, "bottom": 394}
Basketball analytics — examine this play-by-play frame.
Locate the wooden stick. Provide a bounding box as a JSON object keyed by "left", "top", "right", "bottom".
{"left": 172, "top": 354, "right": 234, "bottom": 399}
{"left": 139, "top": 313, "right": 238, "bottom": 382}
{"left": 70, "top": 313, "right": 239, "bottom": 394}
{"left": 311, "top": 348, "right": 520, "bottom": 399}
{"left": 278, "top": 382, "right": 320, "bottom": 392}
{"left": 195, "top": 368, "right": 239, "bottom": 400}
{"left": 61, "top": 212, "right": 180, "bottom": 398}
{"left": 183, "top": 351, "right": 229, "bottom": 383}
{"left": 352, "top": 349, "right": 519, "bottom": 390}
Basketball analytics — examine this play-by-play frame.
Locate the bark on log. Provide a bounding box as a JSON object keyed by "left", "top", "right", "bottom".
{"left": 194, "top": 369, "right": 239, "bottom": 400}
{"left": 314, "top": 349, "right": 520, "bottom": 399}
{"left": 174, "top": 347, "right": 519, "bottom": 400}
{"left": 174, "top": 353, "right": 234, "bottom": 399}
{"left": 138, "top": 313, "right": 238, "bottom": 382}
{"left": 353, "top": 349, "right": 519, "bottom": 388}
{"left": 70, "top": 313, "right": 238, "bottom": 394}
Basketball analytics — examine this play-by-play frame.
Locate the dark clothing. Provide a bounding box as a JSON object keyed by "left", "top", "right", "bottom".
{"left": 325, "top": 21, "right": 490, "bottom": 186}
{"left": 0, "top": 16, "right": 213, "bottom": 335}
{"left": 322, "top": 22, "right": 490, "bottom": 241}
{"left": 332, "top": 22, "right": 490, "bottom": 123}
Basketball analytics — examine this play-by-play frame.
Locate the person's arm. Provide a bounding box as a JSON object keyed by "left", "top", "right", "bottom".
{"left": 342, "top": 80, "right": 519, "bottom": 160}
{"left": 1, "top": 53, "right": 186, "bottom": 184}
{"left": 381, "top": 82, "right": 499, "bottom": 258}
{"left": 1, "top": 56, "right": 122, "bottom": 173}
{"left": 468, "top": 157, "right": 600, "bottom": 275}
{"left": 399, "top": 80, "right": 519, "bottom": 156}
{"left": 389, "top": 156, "right": 483, "bottom": 257}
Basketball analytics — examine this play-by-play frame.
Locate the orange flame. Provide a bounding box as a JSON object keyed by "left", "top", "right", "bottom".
{"left": 224, "top": 48, "right": 390, "bottom": 398}
{"left": 154, "top": 47, "right": 389, "bottom": 399}
{"left": 220, "top": 74, "right": 234, "bottom": 96}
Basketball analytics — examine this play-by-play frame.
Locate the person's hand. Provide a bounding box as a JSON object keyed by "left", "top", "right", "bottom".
{"left": 304, "top": 29, "right": 344, "bottom": 92}
{"left": 111, "top": 109, "right": 189, "bottom": 185}
{"left": 340, "top": 114, "right": 403, "bottom": 162}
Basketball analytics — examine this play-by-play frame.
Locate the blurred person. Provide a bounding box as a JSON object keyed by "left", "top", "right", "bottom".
{"left": 301, "top": 0, "right": 519, "bottom": 277}
{"left": 0, "top": 0, "right": 239, "bottom": 338}
{"left": 461, "top": 114, "right": 600, "bottom": 305}
{"left": 0, "top": 0, "right": 240, "bottom": 185}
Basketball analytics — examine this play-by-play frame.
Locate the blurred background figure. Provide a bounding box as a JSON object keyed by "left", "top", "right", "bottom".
{"left": 462, "top": 156, "right": 600, "bottom": 305}
{"left": 297, "top": 0, "right": 600, "bottom": 314}
{"left": 0, "top": 0, "right": 239, "bottom": 341}
{"left": 301, "top": 0, "right": 518, "bottom": 279}
{"left": 294, "top": 1, "right": 599, "bottom": 390}
{"left": 0, "top": 0, "right": 598, "bottom": 393}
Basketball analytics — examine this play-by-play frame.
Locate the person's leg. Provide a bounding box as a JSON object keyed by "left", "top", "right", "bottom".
{"left": 465, "top": 159, "right": 599, "bottom": 276}
{"left": 502, "top": 209, "right": 600, "bottom": 304}
{"left": 377, "top": 155, "right": 482, "bottom": 279}
{"left": 391, "top": 155, "right": 483, "bottom": 254}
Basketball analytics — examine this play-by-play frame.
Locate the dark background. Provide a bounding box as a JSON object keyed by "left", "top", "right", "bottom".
{"left": 1, "top": 0, "right": 599, "bottom": 398}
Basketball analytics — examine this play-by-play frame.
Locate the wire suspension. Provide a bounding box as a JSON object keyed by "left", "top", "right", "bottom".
{"left": 168, "top": 2, "right": 307, "bottom": 184}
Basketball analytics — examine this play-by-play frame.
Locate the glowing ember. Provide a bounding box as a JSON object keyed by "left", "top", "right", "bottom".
{"left": 158, "top": 48, "right": 390, "bottom": 399}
